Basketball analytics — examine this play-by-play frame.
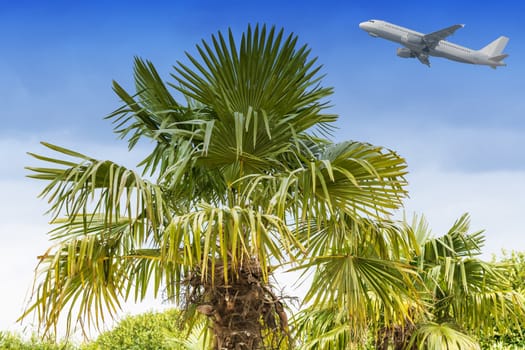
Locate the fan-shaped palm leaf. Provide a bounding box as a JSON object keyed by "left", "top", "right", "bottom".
{"left": 407, "top": 322, "right": 480, "bottom": 350}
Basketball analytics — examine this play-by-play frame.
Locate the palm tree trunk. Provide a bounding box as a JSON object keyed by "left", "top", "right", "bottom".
{"left": 192, "top": 260, "right": 289, "bottom": 350}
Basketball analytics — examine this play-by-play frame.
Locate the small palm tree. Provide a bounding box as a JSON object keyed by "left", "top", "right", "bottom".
{"left": 377, "top": 214, "right": 525, "bottom": 349}
{"left": 22, "top": 25, "right": 412, "bottom": 349}
{"left": 295, "top": 214, "right": 525, "bottom": 349}
{"left": 292, "top": 217, "right": 420, "bottom": 349}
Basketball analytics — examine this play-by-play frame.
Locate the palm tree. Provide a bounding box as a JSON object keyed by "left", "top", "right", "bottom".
{"left": 22, "top": 25, "right": 412, "bottom": 349}
{"left": 292, "top": 217, "right": 421, "bottom": 349}
{"left": 294, "top": 214, "right": 525, "bottom": 349}
{"left": 377, "top": 214, "right": 525, "bottom": 349}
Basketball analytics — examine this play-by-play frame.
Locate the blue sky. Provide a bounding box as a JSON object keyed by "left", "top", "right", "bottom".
{"left": 1, "top": 0, "right": 524, "bottom": 334}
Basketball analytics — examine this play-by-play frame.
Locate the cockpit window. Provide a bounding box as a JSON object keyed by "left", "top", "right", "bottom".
{"left": 369, "top": 20, "right": 375, "bottom": 23}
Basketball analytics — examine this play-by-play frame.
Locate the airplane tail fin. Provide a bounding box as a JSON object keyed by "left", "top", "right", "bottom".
{"left": 479, "top": 36, "right": 509, "bottom": 56}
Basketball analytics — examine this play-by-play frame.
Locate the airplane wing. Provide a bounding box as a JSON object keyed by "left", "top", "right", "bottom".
{"left": 423, "top": 24, "right": 464, "bottom": 48}
{"left": 416, "top": 53, "right": 430, "bottom": 67}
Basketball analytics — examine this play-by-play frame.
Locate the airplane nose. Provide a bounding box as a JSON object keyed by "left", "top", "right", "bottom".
{"left": 359, "top": 22, "right": 368, "bottom": 30}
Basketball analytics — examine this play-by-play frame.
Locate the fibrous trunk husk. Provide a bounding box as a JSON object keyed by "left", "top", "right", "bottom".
{"left": 375, "top": 321, "right": 417, "bottom": 350}
{"left": 186, "top": 259, "right": 289, "bottom": 350}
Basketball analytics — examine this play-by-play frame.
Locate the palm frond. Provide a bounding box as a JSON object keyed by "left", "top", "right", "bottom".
{"left": 21, "top": 220, "right": 132, "bottom": 334}
{"left": 297, "top": 141, "right": 408, "bottom": 221}
{"left": 27, "top": 143, "right": 165, "bottom": 231}
{"left": 109, "top": 57, "right": 180, "bottom": 148}
{"left": 170, "top": 24, "right": 336, "bottom": 172}
{"left": 419, "top": 214, "right": 485, "bottom": 265}
{"left": 173, "top": 24, "right": 334, "bottom": 126}
{"left": 160, "top": 203, "right": 303, "bottom": 287}
{"left": 19, "top": 205, "right": 183, "bottom": 331}
{"left": 453, "top": 289, "right": 525, "bottom": 335}
{"left": 108, "top": 58, "right": 219, "bottom": 178}
{"left": 407, "top": 322, "right": 480, "bottom": 350}
{"left": 296, "top": 252, "right": 418, "bottom": 332}
{"left": 293, "top": 307, "right": 355, "bottom": 349}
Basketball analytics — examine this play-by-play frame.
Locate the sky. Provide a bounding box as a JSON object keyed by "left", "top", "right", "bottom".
{"left": 1, "top": 0, "right": 524, "bottom": 337}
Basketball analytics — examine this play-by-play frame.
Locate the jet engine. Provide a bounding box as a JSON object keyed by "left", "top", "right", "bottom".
{"left": 402, "top": 33, "right": 423, "bottom": 45}
{"left": 396, "top": 47, "right": 416, "bottom": 58}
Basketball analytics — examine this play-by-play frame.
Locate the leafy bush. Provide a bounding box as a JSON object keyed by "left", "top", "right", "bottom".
{"left": 84, "top": 309, "right": 186, "bottom": 350}
{"left": 0, "top": 331, "right": 77, "bottom": 350}
{"left": 0, "top": 309, "right": 203, "bottom": 350}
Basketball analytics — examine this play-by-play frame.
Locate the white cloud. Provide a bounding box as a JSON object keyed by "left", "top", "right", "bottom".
{"left": 401, "top": 167, "right": 525, "bottom": 258}
{"left": 0, "top": 181, "right": 54, "bottom": 333}
{"left": 335, "top": 121, "right": 524, "bottom": 172}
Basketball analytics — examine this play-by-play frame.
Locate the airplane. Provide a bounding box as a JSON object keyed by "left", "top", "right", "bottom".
{"left": 359, "top": 19, "right": 509, "bottom": 68}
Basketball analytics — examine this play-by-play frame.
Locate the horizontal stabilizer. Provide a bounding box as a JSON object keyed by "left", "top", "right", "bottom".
{"left": 490, "top": 54, "right": 508, "bottom": 62}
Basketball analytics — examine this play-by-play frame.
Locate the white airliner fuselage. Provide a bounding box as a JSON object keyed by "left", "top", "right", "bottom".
{"left": 359, "top": 19, "right": 509, "bottom": 68}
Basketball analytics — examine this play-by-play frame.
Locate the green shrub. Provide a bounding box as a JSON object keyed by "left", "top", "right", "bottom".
{"left": 0, "top": 309, "right": 200, "bottom": 350}
{"left": 85, "top": 309, "right": 186, "bottom": 350}
{"left": 0, "top": 331, "right": 77, "bottom": 350}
